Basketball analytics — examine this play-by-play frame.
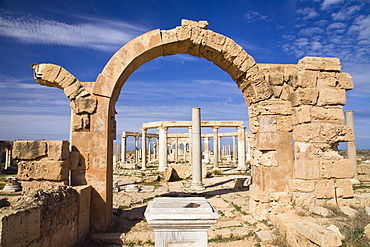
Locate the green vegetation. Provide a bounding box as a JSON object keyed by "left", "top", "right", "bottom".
{"left": 340, "top": 208, "right": 370, "bottom": 247}
{"left": 209, "top": 233, "right": 251, "bottom": 243}
{"left": 217, "top": 210, "right": 225, "bottom": 217}
{"left": 231, "top": 202, "right": 248, "bottom": 215}
{"left": 213, "top": 169, "right": 222, "bottom": 176}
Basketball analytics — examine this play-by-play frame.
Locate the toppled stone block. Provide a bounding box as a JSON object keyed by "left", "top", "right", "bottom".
{"left": 12, "top": 140, "right": 47, "bottom": 160}
{"left": 309, "top": 206, "right": 332, "bottom": 217}
{"left": 292, "top": 220, "right": 343, "bottom": 247}
{"left": 298, "top": 57, "right": 341, "bottom": 72}
{"left": 17, "top": 160, "right": 70, "bottom": 181}
{"left": 339, "top": 206, "right": 357, "bottom": 217}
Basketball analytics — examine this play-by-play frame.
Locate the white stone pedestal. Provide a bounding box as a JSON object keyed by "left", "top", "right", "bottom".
{"left": 145, "top": 197, "right": 219, "bottom": 247}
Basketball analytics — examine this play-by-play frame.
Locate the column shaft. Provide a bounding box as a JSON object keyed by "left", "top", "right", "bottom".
{"left": 346, "top": 111, "right": 359, "bottom": 180}
{"left": 191, "top": 108, "right": 204, "bottom": 190}
{"left": 121, "top": 136, "right": 126, "bottom": 162}
{"left": 237, "top": 127, "right": 246, "bottom": 170}
{"left": 158, "top": 127, "right": 168, "bottom": 172}
{"left": 213, "top": 127, "right": 219, "bottom": 169}
{"left": 141, "top": 129, "right": 147, "bottom": 170}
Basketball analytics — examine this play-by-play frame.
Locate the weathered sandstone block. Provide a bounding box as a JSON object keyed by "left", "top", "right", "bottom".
{"left": 161, "top": 28, "right": 178, "bottom": 56}
{"left": 335, "top": 179, "right": 354, "bottom": 198}
{"left": 311, "top": 106, "right": 344, "bottom": 122}
{"left": 268, "top": 73, "right": 284, "bottom": 86}
{"left": 292, "top": 192, "right": 316, "bottom": 207}
{"left": 17, "top": 160, "right": 70, "bottom": 181}
{"left": 298, "top": 57, "right": 341, "bottom": 72}
{"left": 320, "top": 159, "right": 354, "bottom": 178}
{"left": 289, "top": 179, "right": 315, "bottom": 192}
{"left": 292, "top": 221, "right": 343, "bottom": 247}
{"left": 21, "top": 180, "right": 68, "bottom": 193}
{"left": 336, "top": 72, "right": 354, "bottom": 90}
{"left": 294, "top": 160, "right": 320, "bottom": 180}
{"left": 317, "top": 88, "right": 346, "bottom": 106}
{"left": 296, "top": 71, "right": 318, "bottom": 88}
{"left": 47, "top": 140, "right": 69, "bottom": 161}
{"left": 293, "top": 124, "right": 321, "bottom": 142}
{"left": 277, "top": 116, "right": 293, "bottom": 131}
{"left": 72, "top": 114, "right": 90, "bottom": 131}
{"left": 70, "top": 96, "right": 97, "bottom": 114}
{"left": 317, "top": 72, "right": 337, "bottom": 88}
{"left": 12, "top": 140, "right": 47, "bottom": 160}
{"left": 256, "top": 132, "right": 278, "bottom": 151}
{"left": 321, "top": 124, "right": 354, "bottom": 143}
{"left": 248, "top": 100, "right": 292, "bottom": 117}
{"left": 291, "top": 88, "right": 319, "bottom": 106}
{"left": 0, "top": 207, "right": 41, "bottom": 247}
{"left": 294, "top": 105, "right": 311, "bottom": 124}
{"left": 181, "top": 19, "right": 209, "bottom": 29}
{"left": 315, "top": 180, "right": 335, "bottom": 199}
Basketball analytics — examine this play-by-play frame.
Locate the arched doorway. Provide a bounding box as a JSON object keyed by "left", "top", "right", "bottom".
{"left": 33, "top": 20, "right": 302, "bottom": 231}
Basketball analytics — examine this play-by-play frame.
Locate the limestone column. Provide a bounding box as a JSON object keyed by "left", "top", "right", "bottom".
{"left": 232, "top": 136, "right": 237, "bottom": 163}
{"left": 141, "top": 129, "right": 147, "bottom": 170}
{"left": 191, "top": 107, "right": 204, "bottom": 190}
{"left": 175, "top": 138, "right": 179, "bottom": 163}
{"left": 218, "top": 137, "right": 221, "bottom": 162}
{"left": 4, "top": 148, "right": 10, "bottom": 169}
{"left": 153, "top": 140, "right": 157, "bottom": 160}
{"left": 237, "top": 126, "right": 246, "bottom": 170}
{"left": 204, "top": 137, "right": 210, "bottom": 162}
{"left": 135, "top": 136, "right": 139, "bottom": 163}
{"left": 212, "top": 127, "right": 219, "bottom": 169}
{"left": 346, "top": 110, "right": 359, "bottom": 182}
{"left": 148, "top": 137, "right": 152, "bottom": 163}
{"left": 158, "top": 127, "right": 168, "bottom": 172}
{"left": 121, "top": 136, "right": 127, "bottom": 163}
{"left": 188, "top": 127, "right": 192, "bottom": 163}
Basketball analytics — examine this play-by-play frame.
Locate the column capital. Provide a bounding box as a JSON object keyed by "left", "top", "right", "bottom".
{"left": 141, "top": 128, "right": 147, "bottom": 133}
{"left": 237, "top": 126, "right": 246, "bottom": 131}
{"left": 212, "top": 127, "right": 219, "bottom": 132}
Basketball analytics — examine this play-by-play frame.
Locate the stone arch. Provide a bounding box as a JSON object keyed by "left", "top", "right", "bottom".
{"left": 35, "top": 20, "right": 358, "bottom": 232}
{"left": 69, "top": 20, "right": 288, "bottom": 231}
{"left": 93, "top": 20, "right": 273, "bottom": 105}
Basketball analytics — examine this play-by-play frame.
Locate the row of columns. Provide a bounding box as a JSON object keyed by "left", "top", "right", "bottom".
{"left": 120, "top": 128, "right": 249, "bottom": 172}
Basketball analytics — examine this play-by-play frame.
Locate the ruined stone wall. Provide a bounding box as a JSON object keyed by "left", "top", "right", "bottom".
{"left": 0, "top": 184, "right": 91, "bottom": 247}
{"left": 291, "top": 57, "right": 355, "bottom": 208}
{"left": 249, "top": 57, "right": 355, "bottom": 219}
{"left": 12, "top": 140, "right": 70, "bottom": 192}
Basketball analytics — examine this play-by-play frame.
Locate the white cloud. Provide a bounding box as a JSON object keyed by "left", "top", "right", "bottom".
{"left": 297, "top": 7, "right": 319, "bottom": 20}
{"left": 0, "top": 11, "right": 147, "bottom": 51}
{"left": 321, "top": 0, "right": 344, "bottom": 9}
{"left": 326, "top": 22, "right": 346, "bottom": 30}
{"left": 331, "top": 4, "right": 362, "bottom": 20}
{"left": 298, "top": 27, "right": 324, "bottom": 36}
{"left": 350, "top": 15, "right": 370, "bottom": 40}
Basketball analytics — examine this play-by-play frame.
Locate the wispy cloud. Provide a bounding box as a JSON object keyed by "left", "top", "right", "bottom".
{"left": 0, "top": 10, "right": 147, "bottom": 51}
{"left": 297, "top": 7, "right": 319, "bottom": 20}
{"left": 282, "top": 2, "right": 370, "bottom": 65}
{"left": 245, "top": 10, "right": 270, "bottom": 22}
{"left": 321, "top": 0, "right": 344, "bottom": 10}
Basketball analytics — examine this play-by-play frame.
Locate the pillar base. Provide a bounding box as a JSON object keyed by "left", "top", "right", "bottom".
{"left": 190, "top": 183, "right": 205, "bottom": 191}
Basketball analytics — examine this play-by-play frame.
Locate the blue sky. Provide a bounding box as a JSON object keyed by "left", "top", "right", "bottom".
{"left": 0, "top": 0, "right": 369, "bottom": 150}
